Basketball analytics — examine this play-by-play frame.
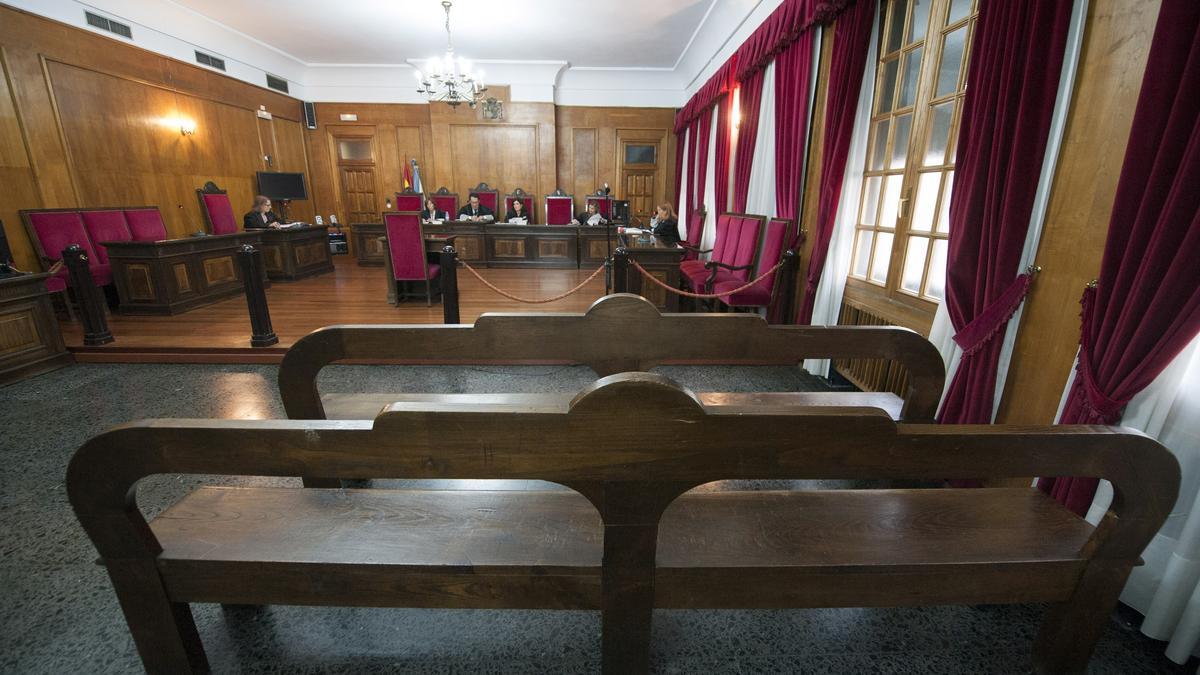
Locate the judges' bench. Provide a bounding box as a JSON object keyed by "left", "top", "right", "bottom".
{"left": 69, "top": 373, "right": 1179, "bottom": 674}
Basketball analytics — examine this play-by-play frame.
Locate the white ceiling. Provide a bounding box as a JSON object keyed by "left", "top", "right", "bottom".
{"left": 168, "top": 0, "right": 715, "bottom": 69}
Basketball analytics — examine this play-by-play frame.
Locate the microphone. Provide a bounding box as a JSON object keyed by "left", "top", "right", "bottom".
{"left": 603, "top": 183, "right": 610, "bottom": 196}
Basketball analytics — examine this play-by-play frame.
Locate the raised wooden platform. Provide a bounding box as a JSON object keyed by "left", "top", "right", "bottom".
{"left": 62, "top": 256, "right": 606, "bottom": 362}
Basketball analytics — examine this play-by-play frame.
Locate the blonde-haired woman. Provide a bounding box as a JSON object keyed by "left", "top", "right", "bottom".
{"left": 650, "top": 203, "right": 680, "bottom": 244}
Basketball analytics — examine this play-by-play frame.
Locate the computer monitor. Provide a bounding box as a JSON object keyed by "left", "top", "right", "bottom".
{"left": 256, "top": 172, "right": 308, "bottom": 201}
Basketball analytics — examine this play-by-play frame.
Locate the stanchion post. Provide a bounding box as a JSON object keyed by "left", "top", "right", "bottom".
{"left": 62, "top": 244, "right": 114, "bottom": 345}
{"left": 440, "top": 245, "right": 460, "bottom": 324}
{"left": 612, "top": 247, "right": 629, "bottom": 294}
{"left": 238, "top": 244, "right": 278, "bottom": 347}
{"left": 778, "top": 249, "right": 799, "bottom": 325}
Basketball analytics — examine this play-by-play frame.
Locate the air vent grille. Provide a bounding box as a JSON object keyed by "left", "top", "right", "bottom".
{"left": 84, "top": 12, "right": 132, "bottom": 39}
{"left": 265, "top": 74, "right": 289, "bottom": 93}
{"left": 194, "top": 51, "right": 226, "bottom": 71}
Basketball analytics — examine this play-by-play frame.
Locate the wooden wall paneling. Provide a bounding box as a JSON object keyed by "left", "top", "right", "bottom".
{"left": 0, "top": 47, "right": 43, "bottom": 270}
{"left": 794, "top": 24, "right": 835, "bottom": 315}
{"left": 395, "top": 125, "right": 425, "bottom": 194}
{"left": 555, "top": 106, "right": 676, "bottom": 212}
{"left": 995, "top": 0, "right": 1161, "bottom": 424}
{"left": 569, "top": 128, "right": 597, "bottom": 207}
{"left": 257, "top": 116, "right": 276, "bottom": 170}
{"left": 271, "top": 118, "right": 316, "bottom": 223}
{"left": 2, "top": 48, "right": 77, "bottom": 213}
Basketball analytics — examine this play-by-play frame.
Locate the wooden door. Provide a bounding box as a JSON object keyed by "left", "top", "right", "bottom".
{"left": 623, "top": 171, "right": 656, "bottom": 221}
{"left": 617, "top": 136, "right": 661, "bottom": 223}
{"left": 340, "top": 167, "right": 378, "bottom": 223}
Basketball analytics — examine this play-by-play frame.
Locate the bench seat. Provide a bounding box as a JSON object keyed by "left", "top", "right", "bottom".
{"left": 150, "top": 486, "right": 1093, "bottom": 609}
{"left": 319, "top": 391, "right": 907, "bottom": 421}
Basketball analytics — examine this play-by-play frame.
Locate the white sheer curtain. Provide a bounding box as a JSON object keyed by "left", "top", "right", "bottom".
{"left": 745, "top": 61, "right": 777, "bottom": 218}
{"left": 803, "top": 14, "right": 876, "bottom": 378}
{"left": 1070, "top": 336, "right": 1200, "bottom": 663}
{"left": 928, "top": 0, "right": 1088, "bottom": 415}
{"left": 677, "top": 130, "right": 691, "bottom": 240}
{"left": 699, "top": 107, "right": 720, "bottom": 252}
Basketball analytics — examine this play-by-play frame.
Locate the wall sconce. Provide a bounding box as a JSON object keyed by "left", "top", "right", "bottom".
{"left": 385, "top": 198, "right": 393, "bottom": 209}
{"left": 179, "top": 118, "right": 197, "bottom": 136}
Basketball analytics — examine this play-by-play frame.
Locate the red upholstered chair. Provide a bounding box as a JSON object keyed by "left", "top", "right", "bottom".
{"left": 503, "top": 188, "right": 537, "bottom": 223}
{"left": 585, "top": 192, "right": 613, "bottom": 219}
{"left": 715, "top": 217, "right": 795, "bottom": 312}
{"left": 80, "top": 210, "right": 132, "bottom": 266}
{"left": 680, "top": 213, "right": 765, "bottom": 308}
{"left": 123, "top": 208, "right": 168, "bottom": 241}
{"left": 196, "top": 182, "right": 239, "bottom": 235}
{"left": 21, "top": 210, "right": 112, "bottom": 288}
{"left": 469, "top": 183, "right": 500, "bottom": 214}
{"left": 431, "top": 187, "right": 459, "bottom": 217}
{"left": 384, "top": 211, "right": 440, "bottom": 305}
{"left": 393, "top": 189, "right": 423, "bottom": 212}
{"left": 680, "top": 206, "right": 707, "bottom": 261}
{"left": 544, "top": 189, "right": 574, "bottom": 226}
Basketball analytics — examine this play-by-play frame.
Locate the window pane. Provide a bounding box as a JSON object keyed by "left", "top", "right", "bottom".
{"left": 924, "top": 101, "right": 954, "bottom": 166}
{"left": 937, "top": 27, "right": 967, "bottom": 97}
{"left": 911, "top": 172, "right": 940, "bottom": 232}
{"left": 907, "top": 0, "right": 931, "bottom": 44}
{"left": 870, "top": 119, "right": 890, "bottom": 171}
{"left": 879, "top": 175, "right": 903, "bottom": 229}
{"left": 853, "top": 230, "right": 874, "bottom": 278}
{"left": 948, "top": 0, "right": 972, "bottom": 24}
{"left": 937, "top": 171, "right": 954, "bottom": 233}
{"left": 925, "top": 239, "right": 948, "bottom": 300}
{"left": 898, "top": 46, "right": 923, "bottom": 108}
{"left": 861, "top": 176, "right": 883, "bottom": 225}
{"left": 870, "top": 232, "right": 894, "bottom": 283}
{"left": 901, "top": 236, "right": 930, "bottom": 293}
{"left": 890, "top": 113, "right": 912, "bottom": 170}
{"left": 337, "top": 139, "right": 372, "bottom": 161}
{"left": 624, "top": 144, "right": 656, "bottom": 164}
{"left": 886, "top": 0, "right": 909, "bottom": 53}
{"left": 877, "top": 59, "right": 899, "bottom": 114}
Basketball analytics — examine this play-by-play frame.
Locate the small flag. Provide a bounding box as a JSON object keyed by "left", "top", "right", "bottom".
{"left": 411, "top": 159, "right": 423, "bottom": 194}
{"left": 402, "top": 158, "right": 412, "bottom": 190}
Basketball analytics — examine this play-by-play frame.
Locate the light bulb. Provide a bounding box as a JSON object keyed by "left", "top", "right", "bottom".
{"left": 458, "top": 57, "right": 471, "bottom": 74}
{"left": 414, "top": 69, "right": 423, "bottom": 82}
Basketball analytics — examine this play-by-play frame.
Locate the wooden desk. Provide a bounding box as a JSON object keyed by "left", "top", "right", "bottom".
{"left": 0, "top": 272, "right": 71, "bottom": 385}
{"left": 257, "top": 226, "right": 334, "bottom": 281}
{"left": 421, "top": 221, "right": 487, "bottom": 263}
{"left": 382, "top": 234, "right": 457, "bottom": 305}
{"left": 619, "top": 233, "right": 684, "bottom": 312}
{"left": 484, "top": 224, "right": 580, "bottom": 268}
{"left": 104, "top": 232, "right": 267, "bottom": 315}
{"left": 578, "top": 225, "right": 618, "bottom": 267}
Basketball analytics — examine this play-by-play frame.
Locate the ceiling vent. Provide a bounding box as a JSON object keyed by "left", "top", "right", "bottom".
{"left": 194, "top": 51, "right": 226, "bottom": 71}
{"left": 84, "top": 12, "right": 132, "bottom": 39}
{"left": 265, "top": 74, "right": 289, "bottom": 94}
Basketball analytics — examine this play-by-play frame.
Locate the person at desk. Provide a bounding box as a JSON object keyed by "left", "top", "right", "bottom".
{"left": 650, "top": 203, "right": 681, "bottom": 245}
{"left": 420, "top": 197, "right": 450, "bottom": 223}
{"left": 457, "top": 194, "right": 494, "bottom": 222}
{"left": 243, "top": 195, "right": 281, "bottom": 229}
{"left": 504, "top": 198, "right": 530, "bottom": 224}
{"left": 571, "top": 202, "right": 607, "bottom": 226}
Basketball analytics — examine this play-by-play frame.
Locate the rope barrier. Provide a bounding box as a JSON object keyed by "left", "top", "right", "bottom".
{"left": 459, "top": 259, "right": 606, "bottom": 304}
{"left": 630, "top": 258, "right": 787, "bottom": 299}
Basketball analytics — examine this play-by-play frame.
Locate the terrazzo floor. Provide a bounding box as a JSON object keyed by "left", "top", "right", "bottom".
{"left": 0, "top": 363, "right": 1192, "bottom": 674}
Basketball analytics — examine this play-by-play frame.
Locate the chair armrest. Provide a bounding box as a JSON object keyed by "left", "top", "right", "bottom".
{"left": 704, "top": 260, "right": 754, "bottom": 272}
{"left": 679, "top": 243, "right": 712, "bottom": 254}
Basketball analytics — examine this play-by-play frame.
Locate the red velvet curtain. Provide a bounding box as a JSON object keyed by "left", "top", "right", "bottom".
{"left": 674, "top": 128, "right": 686, "bottom": 214}
{"left": 715, "top": 94, "right": 734, "bottom": 215}
{"left": 1039, "top": 0, "right": 1200, "bottom": 516}
{"left": 935, "top": 0, "right": 1074, "bottom": 426}
{"left": 796, "top": 0, "right": 875, "bottom": 323}
{"left": 690, "top": 108, "right": 714, "bottom": 240}
{"left": 733, "top": 68, "right": 766, "bottom": 213}
{"left": 774, "top": 30, "right": 815, "bottom": 224}
{"left": 686, "top": 119, "right": 700, "bottom": 213}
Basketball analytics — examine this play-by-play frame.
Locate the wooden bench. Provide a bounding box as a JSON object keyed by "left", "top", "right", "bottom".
{"left": 69, "top": 373, "right": 1179, "bottom": 674}
{"left": 279, "top": 293, "right": 946, "bottom": 424}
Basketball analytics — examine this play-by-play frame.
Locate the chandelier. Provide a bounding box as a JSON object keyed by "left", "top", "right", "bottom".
{"left": 414, "top": 1, "right": 487, "bottom": 108}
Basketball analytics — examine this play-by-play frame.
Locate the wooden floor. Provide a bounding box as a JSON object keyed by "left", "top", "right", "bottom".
{"left": 63, "top": 257, "right": 607, "bottom": 362}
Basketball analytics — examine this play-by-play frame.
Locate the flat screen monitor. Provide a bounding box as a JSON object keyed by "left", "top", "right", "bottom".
{"left": 256, "top": 172, "right": 308, "bottom": 201}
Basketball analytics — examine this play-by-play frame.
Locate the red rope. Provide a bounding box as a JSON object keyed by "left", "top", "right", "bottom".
{"left": 460, "top": 259, "right": 605, "bottom": 304}
{"left": 630, "top": 258, "right": 786, "bottom": 299}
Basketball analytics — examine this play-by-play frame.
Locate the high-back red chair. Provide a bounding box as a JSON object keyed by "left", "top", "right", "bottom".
{"left": 431, "top": 187, "right": 459, "bottom": 217}
{"left": 681, "top": 206, "right": 707, "bottom": 261}
{"left": 123, "top": 208, "right": 168, "bottom": 241}
{"left": 544, "top": 189, "right": 574, "bottom": 226}
{"left": 714, "top": 217, "right": 795, "bottom": 312}
{"left": 585, "top": 191, "right": 613, "bottom": 219}
{"left": 504, "top": 188, "right": 537, "bottom": 223}
{"left": 383, "top": 211, "right": 440, "bottom": 306}
{"left": 680, "top": 213, "right": 765, "bottom": 299}
{"left": 80, "top": 210, "right": 132, "bottom": 266}
{"left": 468, "top": 182, "right": 500, "bottom": 215}
{"left": 196, "top": 182, "right": 239, "bottom": 235}
{"left": 21, "top": 210, "right": 113, "bottom": 289}
{"left": 393, "top": 189, "right": 423, "bottom": 212}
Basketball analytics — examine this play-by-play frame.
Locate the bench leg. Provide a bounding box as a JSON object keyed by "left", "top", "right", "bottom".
{"left": 106, "top": 559, "right": 209, "bottom": 674}
{"left": 1032, "top": 561, "right": 1132, "bottom": 674}
{"left": 601, "top": 523, "right": 657, "bottom": 675}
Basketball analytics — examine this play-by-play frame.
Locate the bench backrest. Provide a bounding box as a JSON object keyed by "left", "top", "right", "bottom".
{"left": 278, "top": 294, "right": 946, "bottom": 422}
{"left": 68, "top": 372, "right": 1179, "bottom": 571}
{"left": 80, "top": 211, "right": 133, "bottom": 265}
{"left": 20, "top": 206, "right": 167, "bottom": 266}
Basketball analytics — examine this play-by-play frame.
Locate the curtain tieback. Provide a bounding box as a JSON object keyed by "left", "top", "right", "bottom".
{"left": 1074, "top": 285, "right": 1126, "bottom": 423}
{"left": 951, "top": 271, "right": 1036, "bottom": 356}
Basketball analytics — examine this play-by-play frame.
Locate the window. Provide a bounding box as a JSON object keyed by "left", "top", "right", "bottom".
{"left": 846, "top": 0, "right": 978, "bottom": 329}
{"left": 625, "top": 144, "right": 657, "bottom": 165}
{"left": 336, "top": 139, "right": 373, "bottom": 162}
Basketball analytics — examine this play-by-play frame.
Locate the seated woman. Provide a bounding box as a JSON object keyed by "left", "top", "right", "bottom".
{"left": 420, "top": 197, "right": 450, "bottom": 223}
{"left": 243, "top": 195, "right": 281, "bottom": 229}
{"left": 504, "top": 199, "right": 530, "bottom": 224}
{"left": 571, "top": 202, "right": 607, "bottom": 226}
{"left": 650, "top": 203, "right": 681, "bottom": 245}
